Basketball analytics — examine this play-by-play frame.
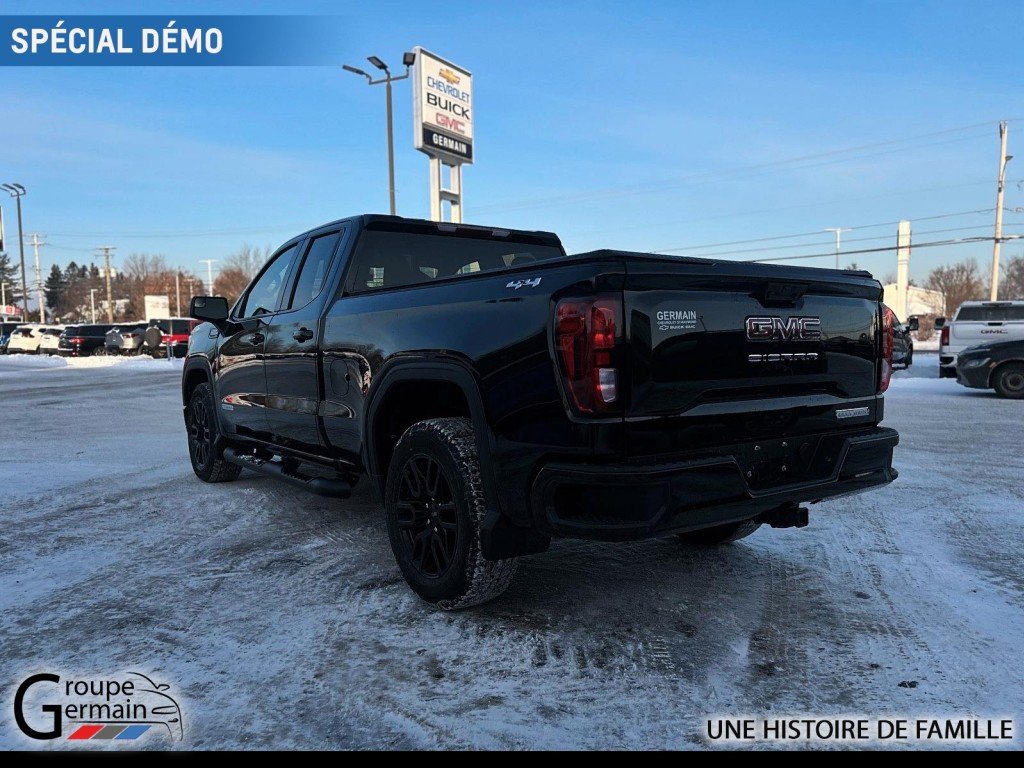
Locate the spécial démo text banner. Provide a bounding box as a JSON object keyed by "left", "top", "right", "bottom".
{"left": 0, "top": 15, "right": 348, "bottom": 66}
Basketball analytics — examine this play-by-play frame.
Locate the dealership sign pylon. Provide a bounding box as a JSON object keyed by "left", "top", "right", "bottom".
{"left": 411, "top": 47, "right": 472, "bottom": 223}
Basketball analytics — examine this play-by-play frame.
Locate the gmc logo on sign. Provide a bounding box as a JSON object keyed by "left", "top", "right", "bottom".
{"left": 745, "top": 316, "right": 822, "bottom": 342}
{"left": 435, "top": 114, "right": 466, "bottom": 134}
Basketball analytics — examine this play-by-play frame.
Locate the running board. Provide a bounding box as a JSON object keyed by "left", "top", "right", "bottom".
{"left": 223, "top": 447, "right": 352, "bottom": 498}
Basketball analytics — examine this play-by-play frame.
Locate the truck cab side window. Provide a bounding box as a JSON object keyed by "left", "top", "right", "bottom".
{"left": 288, "top": 232, "right": 342, "bottom": 309}
{"left": 239, "top": 244, "right": 299, "bottom": 318}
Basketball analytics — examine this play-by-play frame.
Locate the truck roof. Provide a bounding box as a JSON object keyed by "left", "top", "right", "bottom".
{"left": 302, "top": 214, "right": 564, "bottom": 250}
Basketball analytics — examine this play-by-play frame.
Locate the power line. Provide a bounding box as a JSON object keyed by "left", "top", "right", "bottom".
{"left": 746, "top": 235, "right": 1020, "bottom": 264}
{"left": 475, "top": 119, "right": 1022, "bottom": 214}
{"left": 654, "top": 208, "right": 997, "bottom": 255}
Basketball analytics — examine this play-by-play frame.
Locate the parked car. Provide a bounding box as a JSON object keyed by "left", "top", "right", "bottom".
{"left": 0, "top": 322, "right": 22, "bottom": 353}
{"left": 37, "top": 326, "right": 66, "bottom": 355}
{"left": 6, "top": 324, "right": 45, "bottom": 354}
{"left": 892, "top": 313, "right": 918, "bottom": 369}
{"left": 955, "top": 339, "right": 1024, "bottom": 399}
{"left": 181, "top": 214, "right": 899, "bottom": 609}
{"left": 104, "top": 324, "right": 146, "bottom": 355}
{"left": 938, "top": 300, "right": 1024, "bottom": 378}
{"left": 142, "top": 318, "right": 197, "bottom": 357}
{"left": 58, "top": 324, "right": 115, "bottom": 357}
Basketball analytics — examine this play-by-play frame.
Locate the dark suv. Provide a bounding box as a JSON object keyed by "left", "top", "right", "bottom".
{"left": 58, "top": 324, "right": 115, "bottom": 357}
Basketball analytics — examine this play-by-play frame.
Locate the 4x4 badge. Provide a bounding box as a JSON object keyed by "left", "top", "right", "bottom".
{"left": 506, "top": 277, "right": 542, "bottom": 290}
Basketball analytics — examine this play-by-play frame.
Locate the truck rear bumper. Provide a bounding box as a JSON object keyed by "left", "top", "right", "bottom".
{"left": 530, "top": 427, "right": 898, "bottom": 541}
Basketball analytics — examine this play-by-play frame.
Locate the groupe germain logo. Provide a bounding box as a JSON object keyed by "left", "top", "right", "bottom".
{"left": 13, "top": 672, "right": 183, "bottom": 743}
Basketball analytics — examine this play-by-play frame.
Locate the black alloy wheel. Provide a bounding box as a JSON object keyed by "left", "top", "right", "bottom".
{"left": 187, "top": 395, "right": 212, "bottom": 469}
{"left": 395, "top": 454, "right": 460, "bottom": 579}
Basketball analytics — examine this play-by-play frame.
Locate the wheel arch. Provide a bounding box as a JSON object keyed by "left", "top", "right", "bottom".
{"left": 182, "top": 356, "right": 214, "bottom": 407}
{"left": 364, "top": 358, "right": 497, "bottom": 498}
{"left": 989, "top": 358, "right": 1024, "bottom": 388}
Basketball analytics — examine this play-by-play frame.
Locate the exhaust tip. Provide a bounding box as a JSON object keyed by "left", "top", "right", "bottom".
{"left": 759, "top": 504, "right": 809, "bottom": 529}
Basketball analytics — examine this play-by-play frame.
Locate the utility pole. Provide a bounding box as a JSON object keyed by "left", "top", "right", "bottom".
{"left": 896, "top": 220, "right": 912, "bottom": 321}
{"left": 174, "top": 271, "right": 181, "bottom": 316}
{"left": 27, "top": 233, "right": 46, "bottom": 322}
{"left": 2, "top": 183, "right": 29, "bottom": 319}
{"left": 90, "top": 288, "right": 98, "bottom": 323}
{"left": 96, "top": 245, "right": 115, "bottom": 323}
{"left": 199, "top": 260, "right": 218, "bottom": 294}
{"left": 825, "top": 227, "right": 852, "bottom": 270}
{"left": 990, "top": 121, "right": 1011, "bottom": 301}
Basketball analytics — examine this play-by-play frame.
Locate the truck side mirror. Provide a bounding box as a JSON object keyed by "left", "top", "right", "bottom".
{"left": 934, "top": 317, "right": 946, "bottom": 329}
{"left": 907, "top": 316, "right": 920, "bottom": 332}
{"left": 189, "top": 296, "right": 229, "bottom": 323}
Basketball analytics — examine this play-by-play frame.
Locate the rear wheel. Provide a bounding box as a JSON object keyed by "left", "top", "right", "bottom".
{"left": 678, "top": 520, "right": 761, "bottom": 545}
{"left": 993, "top": 362, "right": 1024, "bottom": 399}
{"left": 385, "top": 418, "right": 517, "bottom": 610}
{"left": 186, "top": 382, "right": 241, "bottom": 482}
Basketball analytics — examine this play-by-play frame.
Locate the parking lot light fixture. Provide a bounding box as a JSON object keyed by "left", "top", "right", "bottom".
{"left": 342, "top": 53, "right": 415, "bottom": 216}
{"left": 2, "top": 182, "right": 29, "bottom": 319}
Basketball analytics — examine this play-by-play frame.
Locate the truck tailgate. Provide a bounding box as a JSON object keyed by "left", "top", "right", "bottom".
{"left": 621, "top": 255, "right": 883, "bottom": 455}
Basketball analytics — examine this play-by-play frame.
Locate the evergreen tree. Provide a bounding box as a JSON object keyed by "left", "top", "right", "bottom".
{"left": 44, "top": 263, "right": 67, "bottom": 309}
{"left": 0, "top": 251, "right": 21, "bottom": 307}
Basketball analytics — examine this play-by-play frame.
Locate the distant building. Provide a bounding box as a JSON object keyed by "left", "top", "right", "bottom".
{"left": 883, "top": 284, "right": 944, "bottom": 319}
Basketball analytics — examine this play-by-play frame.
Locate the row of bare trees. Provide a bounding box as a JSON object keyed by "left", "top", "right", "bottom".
{"left": 212, "top": 244, "right": 273, "bottom": 305}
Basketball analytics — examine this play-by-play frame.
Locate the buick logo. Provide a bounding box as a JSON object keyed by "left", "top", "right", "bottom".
{"left": 745, "top": 316, "right": 822, "bottom": 342}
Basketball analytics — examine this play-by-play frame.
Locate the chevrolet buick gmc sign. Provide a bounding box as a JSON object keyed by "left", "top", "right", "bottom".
{"left": 412, "top": 46, "right": 474, "bottom": 164}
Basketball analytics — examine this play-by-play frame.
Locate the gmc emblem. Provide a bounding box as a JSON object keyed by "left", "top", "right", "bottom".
{"left": 745, "top": 316, "right": 822, "bottom": 342}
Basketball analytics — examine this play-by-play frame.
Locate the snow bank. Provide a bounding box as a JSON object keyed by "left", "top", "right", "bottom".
{"left": 0, "top": 354, "right": 183, "bottom": 373}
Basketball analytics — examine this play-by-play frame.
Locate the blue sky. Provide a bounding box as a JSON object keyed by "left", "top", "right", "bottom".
{"left": 1, "top": 0, "right": 1022, "bottom": 287}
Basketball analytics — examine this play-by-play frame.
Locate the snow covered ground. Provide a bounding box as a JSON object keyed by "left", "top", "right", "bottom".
{"left": 0, "top": 352, "right": 1021, "bottom": 750}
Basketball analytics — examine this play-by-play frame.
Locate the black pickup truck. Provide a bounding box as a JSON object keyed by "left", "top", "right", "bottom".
{"left": 182, "top": 215, "right": 899, "bottom": 608}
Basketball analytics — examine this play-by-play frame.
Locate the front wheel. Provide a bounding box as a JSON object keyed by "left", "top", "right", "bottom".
{"left": 678, "top": 520, "right": 761, "bottom": 545}
{"left": 385, "top": 418, "right": 517, "bottom": 610}
{"left": 186, "top": 382, "right": 241, "bottom": 482}
{"left": 993, "top": 363, "right": 1024, "bottom": 399}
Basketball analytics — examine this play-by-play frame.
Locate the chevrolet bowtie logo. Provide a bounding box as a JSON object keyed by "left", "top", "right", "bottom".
{"left": 438, "top": 68, "right": 461, "bottom": 85}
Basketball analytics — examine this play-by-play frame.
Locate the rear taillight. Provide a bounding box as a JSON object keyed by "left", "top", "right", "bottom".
{"left": 879, "top": 305, "right": 895, "bottom": 393}
{"left": 69, "top": 337, "right": 86, "bottom": 344}
{"left": 554, "top": 295, "right": 621, "bottom": 414}
{"left": 940, "top": 326, "right": 950, "bottom": 346}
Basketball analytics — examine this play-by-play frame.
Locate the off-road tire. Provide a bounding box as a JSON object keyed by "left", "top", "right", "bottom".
{"left": 385, "top": 417, "right": 517, "bottom": 610}
{"left": 993, "top": 362, "right": 1024, "bottom": 399}
{"left": 186, "top": 382, "right": 241, "bottom": 483}
{"left": 678, "top": 520, "right": 762, "bottom": 545}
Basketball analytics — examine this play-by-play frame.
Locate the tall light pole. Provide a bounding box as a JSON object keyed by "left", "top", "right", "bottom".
{"left": 825, "top": 227, "right": 852, "bottom": 270}
{"left": 990, "top": 121, "right": 1011, "bottom": 301}
{"left": 200, "top": 259, "right": 218, "bottom": 293}
{"left": 1, "top": 183, "right": 29, "bottom": 319}
{"left": 342, "top": 52, "right": 416, "bottom": 216}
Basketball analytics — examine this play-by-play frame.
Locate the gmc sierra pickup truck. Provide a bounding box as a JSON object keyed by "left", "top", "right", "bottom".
{"left": 182, "top": 214, "right": 899, "bottom": 609}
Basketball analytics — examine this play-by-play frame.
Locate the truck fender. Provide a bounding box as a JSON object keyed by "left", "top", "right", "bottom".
{"left": 363, "top": 357, "right": 545, "bottom": 559}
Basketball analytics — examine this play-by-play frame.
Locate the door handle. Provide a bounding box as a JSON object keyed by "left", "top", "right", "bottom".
{"left": 293, "top": 327, "right": 314, "bottom": 342}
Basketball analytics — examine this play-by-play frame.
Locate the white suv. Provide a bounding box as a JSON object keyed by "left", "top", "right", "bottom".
{"left": 939, "top": 301, "right": 1024, "bottom": 378}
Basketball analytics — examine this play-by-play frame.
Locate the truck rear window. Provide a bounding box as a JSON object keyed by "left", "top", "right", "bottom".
{"left": 956, "top": 306, "right": 1024, "bottom": 321}
{"left": 347, "top": 231, "right": 565, "bottom": 293}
